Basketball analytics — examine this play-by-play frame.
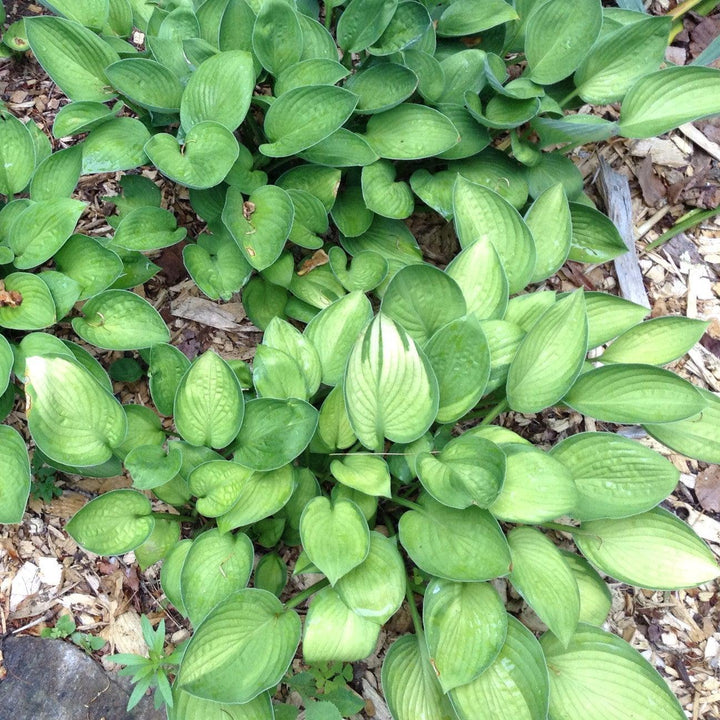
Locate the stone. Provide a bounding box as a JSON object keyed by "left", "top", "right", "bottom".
{"left": 0, "top": 635, "right": 166, "bottom": 720}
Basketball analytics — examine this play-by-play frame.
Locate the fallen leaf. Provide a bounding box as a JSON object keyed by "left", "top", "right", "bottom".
{"left": 696, "top": 466, "right": 720, "bottom": 513}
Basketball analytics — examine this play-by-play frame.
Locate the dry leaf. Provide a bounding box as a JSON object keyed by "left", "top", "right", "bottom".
{"left": 696, "top": 466, "right": 720, "bottom": 513}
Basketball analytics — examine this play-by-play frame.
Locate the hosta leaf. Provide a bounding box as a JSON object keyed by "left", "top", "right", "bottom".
{"left": 0, "top": 114, "right": 36, "bottom": 195}
{"left": 232, "top": 397, "right": 318, "bottom": 470}
{"left": 402, "top": 49, "right": 444, "bottom": 103}
{"left": 170, "top": 690, "right": 274, "bottom": 720}
{"left": 181, "top": 50, "right": 255, "bottom": 132}
{"left": 525, "top": 183, "right": 572, "bottom": 282}
{"left": 144, "top": 121, "right": 240, "bottom": 190}
{"left": 409, "top": 169, "right": 455, "bottom": 219}
{"left": 331, "top": 454, "right": 391, "bottom": 497}
{"left": 574, "top": 507, "right": 719, "bottom": 590}
{"left": 125, "top": 443, "right": 183, "bottom": 490}
{"left": 364, "top": 104, "right": 459, "bottom": 160}
{"left": 398, "top": 495, "right": 511, "bottom": 582}
{"left": 303, "top": 587, "right": 381, "bottom": 663}
{"left": 568, "top": 202, "right": 628, "bottom": 263}
{"left": 340, "top": 216, "right": 423, "bottom": 271}
{"left": 186, "top": 459, "right": 248, "bottom": 517}
{"left": 39, "top": 271, "right": 81, "bottom": 320}
{"left": 382, "top": 634, "right": 457, "bottom": 720}
{"left": 253, "top": 345, "right": 308, "bottom": 401}
{"left": 417, "top": 434, "right": 504, "bottom": 509}
{"left": 300, "top": 496, "right": 370, "bottom": 585}
{"left": 335, "top": 532, "right": 405, "bottom": 622}
{"left": 72, "top": 290, "right": 170, "bottom": 350}
{"left": 344, "top": 313, "right": 438, "bottom": 451}
{"left": 449, "top": 617, "right": 549, "bottom": 720}
{"left": 489, "top": 444, "right": 577, "bottom": 523}
{"left": 52, "top": 100, "right": 121, "bottom": 138}
{"left": 328, "top": 247, "right": 387, "bottom": 292}
{"left": 0, "top": 335, "right": 11, "bottom": 396}
{"left": 264, "top": 316, "right": 322, "bottom": 396}
{"left": 259, "top": 86, "right": 358, "bottom": 157}
{"left": 9, "top": 198, "right": 86, "bottom": 270}
{"left": 26, "top": 17, "right": 120, "bottom": 101}
{"left": 550, "top": 432, "right": 679, "bottom": 520}
{"left": 252, "top": 0, "right": 301, "bottom": 75}
{"left": 560, "top": 551, "right": 612, "bottom": 626}
{"left": 161, "top": 540, "right": 192, "bottom": 616}
{"left": 424, "top": 579, "right": 507, "bottom": 692}
{"left": 645, "top": 387, "right": 720, "bottom": 463}
{"left": 563, "top": 364, "right": 705, "bottom": 424}
{"left": 532, "top": 115, "right": 618, "bottom": 149}
{"left": 508, "top": 527, "right": 580, "bottom": 647}
{"left": 336, "top": 0, "right": 398, "bottom": 53}
{"left": 149, "top": 343, "right": 191, "bottom": 416}
{"left": 300, "top": 128, "right": 379, "bottom": 168}
{"left": 112, "top": 206, "right": 186, "bottom": 252}
{"left": 317, "top": 384, "right": 356, "bottom": 451}
{"left": 113, "top": 404, "right": 164, "bottom": 460}
{"left": 451, "top": 148, "right": 528, "bottom": 209}
{"left": 452, "top": 176, "right": 536, "bottom": 294}
{"left": 134, "top": 517, "right": 180, "bottom": 572}
{"left": 38, "top": 0, "right": 109, "bottom": 30}
{"left": 481, "top": 319, "right": 525, "bottom": 393}
{"left": 437, "top": 0, "right": 517, "bottom": 37}
{"left": 574, "top": 16, "right": 671, "bottom": 104}
{"left": 525, "top": 0, "right": 602, "bottom": 85}
{"left": 177, "top": 589, "right": 301, "bottom": 704}
{"left": 369, "top": 0, "right": 431, "bottom": 55}
{"left": 437, "top": 104, "right": 491, "bottom": 161}
{"left": 507, "top": 290, "right": 587, "bottom": 413}
{"left": 25, "top": 354, "right": 127, "bottom": 467}
{"left": 540, "top": 624, "right": 686, "bottom": 720}
{"left": 174, "top": 350, "right": 244, "bottom": 449}
{"left": 582, "top": 291, "right": 649, "bottom": 348}
{"left": 504, "top": 290, "right": 556, "bottom": 331}
{"left": 275, "top": 58, "right": 349, "bottom": 96}
{"left": 601, "top": 316, "right": 708, "bottom": 365}
{"left": 620, "top": 67, "right": 720, "bottom": 139}
{"left": 345, "top": 63, "right": 417, "bottom": 115}
{"left": 180, "top": 529, "right": 254, "bottom": 626}
{"left": 223, "top": 185, "right": 294, "bottom": 271}
{"left": 105, "top": 58, "right": 184, "bottom": 112}
{"left": 0, "top": 426, "right": 31, "bottom": 524}
{"left": 66, "top": 489, "right": 153, "bottom": 555}
{"left": 361, "top": 159, "right": 414, "bottom": 219}
{"left": 30, "top": 145, "right": 83, "bottom": 201}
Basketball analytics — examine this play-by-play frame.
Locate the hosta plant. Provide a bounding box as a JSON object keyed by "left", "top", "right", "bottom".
{"left": 1, "top": 0, "right": 720, "bottom": 718}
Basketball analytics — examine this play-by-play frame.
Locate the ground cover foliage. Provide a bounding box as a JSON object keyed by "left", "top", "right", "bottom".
{"left": 1, "top": 0, "right": 720, "bottom": 718}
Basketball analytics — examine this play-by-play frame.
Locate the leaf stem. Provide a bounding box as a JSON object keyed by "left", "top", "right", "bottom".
{"left": 285, "top": 578, "right": 330, "bottom": 610}
{"left": 559, "top": 88, "right": 579, "bottom": 108}
{"left": 391, "top": 495, "right": 423, "bottom": 513}
{"left": 479, "top": 399, "right": 508, "bottom": 426}
{"left": 405, "top": 579, "right": 424, "bottom": 638}
{"left": 668, "top": 0, "right": 704, "bottom": 20}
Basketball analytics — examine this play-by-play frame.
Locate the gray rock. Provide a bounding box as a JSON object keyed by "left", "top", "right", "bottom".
{"left": 0, "top": 635, "right": 166, "bottom": 720}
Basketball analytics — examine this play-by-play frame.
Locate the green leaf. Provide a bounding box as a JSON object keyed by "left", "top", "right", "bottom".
{"left": 161, "top": 539, "right": 191, "bottom": 616}
{"left": 0, "top": 335, "right": 11, "bottom": 397}
{"left": 409, "top": 169, "right": 455, "bottom": 219}
{"left": 66, "top": 489, "right": 153, "bottom": 555}
{"left": 563, "top": 364, "right": 705, "bottom": 424}
{"left": 303, "top": 587, "right": 381, "bottom": 663}
{"left": 134, "top": 517, "right": 180, "bottom": 572}
{"left": 550, "top": 432, "right": 679, "bottom": 521}
{"left": 449, "top": 617, "right": 549, "bottom": 720}
{"left": 144, "top": 121, "right": 240, "bottom": 189}
{"left": 72, "top": 289, "right": 170, "bottom": 350}
{"left": 105, "top": 58, "right": 183, "bottom": 112}
{"left": 508, "top": 527, "right": 580, "bottom": 647}
{"left": 335, "top": 531, "right": 405, "bottom": 622}
{"left": 424, "top": 579, "right": 507, "bottom": 692}
{"left": 275, "top": 58, "right": 349, "bottom": 96}
{"left": 300, "top": 496, "right": 370, "bottom": 585}
{"left": 125, "top": 443, "right": 183, "bottom": 490}
{"left": 52, "top": 100, "right": 120, "bottom": 138}
{"left": 417, "top": 434, "right": 504, "bottom": 510}
{"left": 0, "top": 426, "right": 31, "bottom": 524}
{"left": 180, "top": 529, "right": 254, "bottom": 626}
{"left": 452, "top": 176, "right": 535, "bottom": 294}
{"left": 540, "top": 624, "right": 687, "bottom": 720}
{"left": 645, "top": 387, "right": 720, "bottom": 463}
{"left": 299, "top": 130, "right": 378, "bottom": 172}
{"left": 26, "top": 16, "right": 120, "bottom": 101}
{"left": 560, "top": 551, "right": 612, "bottom": 626}
{"left": 180, "top": 50, "right": 255, "bottom": 131}
{"left": 437, "top": 0, "right": 517, "bottom": 36}
{"left": 507, "top": 290, "right": 587, "bottom": 413}
{"left": 581, "top": 291, "right": 649, "bottom": 348}
{"left": 260, "top": 86, "right": 358, "bottom": 158}
{"left": 149, "top": 343, "right": 190, "bottom": 416}
{"left": 601, "top": 316, "right": 708, "bottom": 365}
{"left": 336, "top": 0, "right": 398, "bottom": 53}
{"left": 38, "top": 271, "right": 80, "bottom": 321}
{"left": 188, "top": 460, "right": 253, "bottom": 518}
{"left": 568, "top": 202, "right": 628, "bottom": 263}
{"left": 450, "top": 148, "right": 528, "bottom": 209}
{"left": 620, "top": 67, "right": 720, "bottom": 139}
{"left": 0, "top": 114, "right": 36, "bottom": 195}
{"left": 574, "top": 507, "right": 719, "bottom": 590}
{"left": 346, "top": 63, "right": 417, "bottom": 115}
{"left": 574, "top": 16, "right": 671, "bottom": 104}
{"left": 364, "top": 104, "right": 459, "bottom": 160}
{"left": 30, "top": 145, "right": 83, "bottom": 201}
{"left": 113, "top": 403, "right": 164, "bottom": 460}
{"left": 382, "top": 634, "right": 457, "bottom": 720}
{"left": 25, "top": 354, "right": 127, "bottom": 467}
{"left": 8, "top": 198, "right": 86, "bottom": 270}
{"left": 525, "top": 183, "right": 572, "bottom": 282}
{"left": 174, "top": 350, "right": 244, "bottom": 449}
{"left": 331, "top": 454, "right": 391, "bottom": 497}
{"left": 177, "top": 589, "right": 301, "bottom": 704}
{"left": 480, "top": 319, "right": 525, "bottom": 393}
{"left": 344, "top": 313, "right": 439, "bottom": 451}
{"left": 233, "top": 397, "right": 318, "bottom": 470}
{"left": 223, "top": 185, "right": 294, "bottom": 271}
{"left": 328, "top": 247, "right": 387, "bottom": 292}
{"left": 399, "top": 495, "right": 511, "bottom": 582}
{"left": 489, "top": 444, "right": 577, "bottom": 523}
{"left": 113, "top": 206, "right": 186, "bottom": 252}
{"left": 264, "top": 316, "right": 321, "bottom": 395}
{"left": 170, "top": 690, "right": 274, "bottom": 720}
{"left": 361, "top": 159, "right": 414, "bottom": 219}
{"left": 252, "top": 0, "right": 301, "bottom": 74}
{"left": 525, "top": 0, "right": 602, "bottom": 85}
{"left": 369, "top": 0, "right": 431, "bottom": 55}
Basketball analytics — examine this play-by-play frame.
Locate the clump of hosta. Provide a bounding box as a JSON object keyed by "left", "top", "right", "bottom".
{"left": 2, "top": 0, "right": 720, "bottom": 719}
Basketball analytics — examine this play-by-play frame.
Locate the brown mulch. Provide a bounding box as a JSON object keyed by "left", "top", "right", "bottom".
{"left": 1, "top": 2, "right": 720, "bottom": 718}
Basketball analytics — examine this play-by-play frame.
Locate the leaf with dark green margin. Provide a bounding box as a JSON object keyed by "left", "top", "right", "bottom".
{"left": 125, "top": 443, "right": 183, "bottom": 490}
{"left": 449, "top": 617, "right": 549, "bottom": 720}
{"left": 526, "top": 183, "right": 572, "bottom": 283}
{"left": 252, "top": 0, "right": 301, "bottom": 75}
{"left": 345, "top": 63, "right": 417, "bottom": 114}
{"left": 560, "top": 551, "right": 612, "bottom": 626}
{"left": 436, "top": 0, "right": 517, "bottom": 37}
{"left": 174, "top": 350, "right": 244, "bottom": 449}
{"left": 233, "top": 397, "right": 318, "bottom": 470}
{"left": 112, "top": 206, "right": 186, "bottom": 252}
{"left": 336, "top": 0, "right": 398, "bottom": 52}
{"left": 300, "top": 497, "right": 370, "bottom": 585}
{"left": 24, "top": 354, "right": 127, "bottom": 467}
{"left": 30, "top": 145, "right": 83, "bottom": 201}
{"left": 398, "top": 495, "right": 511, "bottom": 581}
{"left": 149, "top": 343, "right": 190, "bottom": 417}
{"left": 0, "top": 426, "right": 31, "bottom": 524}
{"left": 105, "top": 58, "right": 184, "bottom": 112}
{"left": 540, "top": 624, "right": 687, "bottom": 720}
{"left": 424, "top": 579, "right": 507, "bottom": 692}
{"left": 550, "top": 432, "right": 679, "bottom": 521}
{"left": 574, "top": 507, "right": 719, "bottom": 590}
{"left": 66, "top": 490, "right": 153, "bottom": 555}
{"left": 568, "top": 203, "right": 628, "bottom": 263}
{"left": 177, "top": 589, "right": 301, "bottom": 704}
{"left": 72, "top": 290, "right": 170, "bottom": 350}
{"left": 169, "top": 689, "right": 274, "bottom": 720}
{"left": 25, "top": 16, "right": 120, "bottom": 101}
